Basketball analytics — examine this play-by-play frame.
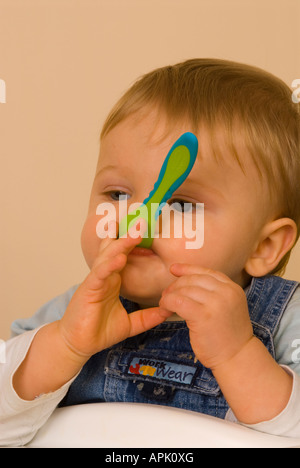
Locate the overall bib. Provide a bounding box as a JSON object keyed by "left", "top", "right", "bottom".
{"left": 60, "top": 276, "right": 298, "bottom": 419}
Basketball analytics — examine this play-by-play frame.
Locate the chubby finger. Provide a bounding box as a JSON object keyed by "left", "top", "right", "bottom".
{"left": 97, "top": 219, "right": 147, "bottom": 261}
{"left": 170, "top": 263, "right": 231, "bottom": 284}
{"left": 163, "top": 274, "right": 224, "bottom": 297}
{"left": 159, "top": 291, "right": 202, "bottom": 319}
{"left": 97, "top": 220, "right": 119, "bottom": 253}
{"left": 128, "top": 307, "right": 174, "bottom": 337}
{"left": 92, "top": 253, "right": 128, "bottom": 280}
{"left": 163, "top": 285, "right": 213, "bottom": 306}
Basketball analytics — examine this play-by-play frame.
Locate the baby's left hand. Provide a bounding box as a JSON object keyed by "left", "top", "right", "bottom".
{"left": 159, "top": 263, "right": 254, "bottom": 371}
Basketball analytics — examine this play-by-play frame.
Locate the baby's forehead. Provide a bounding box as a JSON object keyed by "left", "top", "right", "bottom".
{"left": 197, "top": 121, "right": 267, "bottom": 180}
{"left": 98, "top": 115, "right": 261, "bottom": 184}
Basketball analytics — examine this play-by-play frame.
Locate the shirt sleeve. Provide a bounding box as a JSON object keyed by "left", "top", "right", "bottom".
{"left": 10, "top": 284, "right": 79, "bottom": 337}
{"left": 242, "top": 365, "right": 300, "bottom": 437}
{"left": 0, "top": 327, "right": 78, "bottom": 447}
{"left": 226, "top": 286, "right": 300, "bottom": 438}
{"left": 0, "top": 286, "right": 79, "bottom": 447}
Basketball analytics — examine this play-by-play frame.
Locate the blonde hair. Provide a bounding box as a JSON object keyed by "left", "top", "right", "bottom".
{"left": 101, "top": 58, "right": 300, "bottom": 275}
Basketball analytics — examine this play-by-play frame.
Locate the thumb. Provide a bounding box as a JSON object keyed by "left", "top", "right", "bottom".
{"left": 128, "top": 307, "right": 173, "bottom": 338}
{"left": 97, "top": 220, "right": 119, "bottom": 253}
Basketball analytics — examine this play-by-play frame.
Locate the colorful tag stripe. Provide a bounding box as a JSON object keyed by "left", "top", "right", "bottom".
{"left": 128, "top": 357, "right": 196, "bottom": 385}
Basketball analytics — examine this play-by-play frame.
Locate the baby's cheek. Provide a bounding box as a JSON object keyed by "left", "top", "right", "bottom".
{"left": 81, "top": 215, "right": 101, "bottom": 269}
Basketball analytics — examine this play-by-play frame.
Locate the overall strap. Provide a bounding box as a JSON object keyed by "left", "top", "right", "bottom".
{"left": 246, "top": 276, "right": 299, "bottom": 335}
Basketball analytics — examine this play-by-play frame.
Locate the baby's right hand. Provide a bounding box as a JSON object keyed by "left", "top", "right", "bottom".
{"left": 13, "top": 221, "right": 173, "bottom": 402}
{"left": 57, "top": 221, "right": 171, "bottom": 361}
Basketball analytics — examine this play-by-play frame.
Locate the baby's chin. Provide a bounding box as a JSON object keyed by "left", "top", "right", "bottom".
{"left": 119, "top": 266, "right": 167, "bottom": 305}
{"left": 119, "top": 283, "right": 161, "bottom": 309}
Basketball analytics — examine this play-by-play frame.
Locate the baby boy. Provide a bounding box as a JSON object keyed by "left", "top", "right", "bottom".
{"left": 1, "top": 58, "right": 300, "bottom": 446}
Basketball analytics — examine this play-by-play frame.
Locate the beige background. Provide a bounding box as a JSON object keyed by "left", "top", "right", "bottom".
{"left": 1, "top": 0, "right": 300, "bottom": 340}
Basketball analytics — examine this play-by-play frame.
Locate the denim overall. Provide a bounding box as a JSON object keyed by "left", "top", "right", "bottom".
{"left": 59, "top": 276, "right": 298, "bottom": 419}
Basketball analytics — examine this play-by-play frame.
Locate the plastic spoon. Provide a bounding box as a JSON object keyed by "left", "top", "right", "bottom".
{"left": 118, "top": 132, "right": 198, "bottom": 248}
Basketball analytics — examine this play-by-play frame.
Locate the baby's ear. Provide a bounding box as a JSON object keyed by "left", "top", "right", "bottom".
{"left": 244, "top": 218, "right": 297, "bottom": 277}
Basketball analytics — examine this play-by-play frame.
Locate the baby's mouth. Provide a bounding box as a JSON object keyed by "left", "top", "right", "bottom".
{"left": 129, "top": 247, "right": 157, "bottom": 257}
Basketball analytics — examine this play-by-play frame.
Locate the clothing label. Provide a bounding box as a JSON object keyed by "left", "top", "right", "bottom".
{"left": 128, "top": 356, "right": 197, "bottom": 385}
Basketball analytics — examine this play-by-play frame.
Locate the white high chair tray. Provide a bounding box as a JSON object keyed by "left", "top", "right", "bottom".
{"left": 26, "top": 403, "right": 300, "bottom": 448}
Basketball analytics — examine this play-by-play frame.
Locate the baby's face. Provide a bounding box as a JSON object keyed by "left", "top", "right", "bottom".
{"left": 81, "top": 109, "right": 270, "bottom": 307}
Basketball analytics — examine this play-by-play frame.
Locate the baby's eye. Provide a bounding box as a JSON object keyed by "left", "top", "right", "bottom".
{"left": 168, "top": 199, "right": 194, "bottom": 213}
{"left": 108, "top": 191, "right": 130, "bottom": 201}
